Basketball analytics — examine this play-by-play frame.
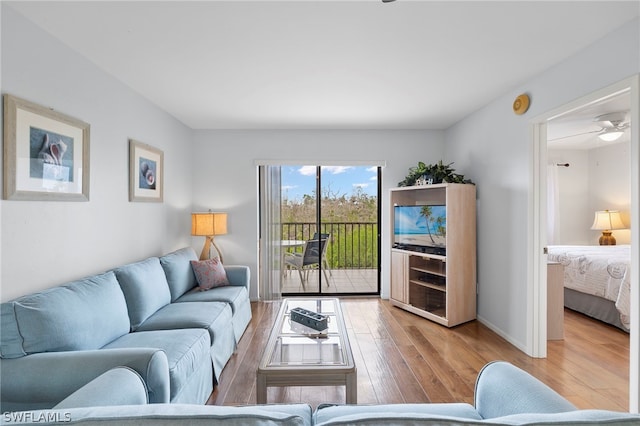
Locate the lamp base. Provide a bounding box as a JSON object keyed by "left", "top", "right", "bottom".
{"left": 198, "top": 235, "right": 224, "bottom": 263}
{"left": 199, "top": 236, "right": 213, "bottom": 260}
{"left": 598, "top": 231, "right": 616, "bottom": 246}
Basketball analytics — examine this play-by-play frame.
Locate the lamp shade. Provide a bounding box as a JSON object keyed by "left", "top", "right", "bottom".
{"left": 590, "top": 210, "right": 626, "bottom": 231}
{"left": 191, "top": 212, "right": 227, "bottom": 236}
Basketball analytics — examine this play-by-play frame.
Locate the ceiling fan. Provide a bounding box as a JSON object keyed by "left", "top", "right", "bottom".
{"left": 549, "top": 111, "right": 630, "bottom": 142}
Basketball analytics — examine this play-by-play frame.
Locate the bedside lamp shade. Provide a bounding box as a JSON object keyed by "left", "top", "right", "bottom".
{"left": 191, "top": 212, "right": 227, "bottom": 261}
{"left": 590, "top": 210, "right": 625, "bottom": 246}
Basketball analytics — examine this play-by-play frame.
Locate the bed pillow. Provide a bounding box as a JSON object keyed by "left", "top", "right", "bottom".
{"left": 190, "top": 258, "right": 229, "bottom": 290}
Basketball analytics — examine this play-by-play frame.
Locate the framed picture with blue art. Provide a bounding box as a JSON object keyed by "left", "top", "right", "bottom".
{"left": 129, "top": 139, "right": 163, "bottom": 202}
{"left": 3, "top": 94, "right": 90, "bottom": 201}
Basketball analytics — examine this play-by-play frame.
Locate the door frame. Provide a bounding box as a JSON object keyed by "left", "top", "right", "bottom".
{"left": 528, "top": 74, "right": 640, "bottom": 411}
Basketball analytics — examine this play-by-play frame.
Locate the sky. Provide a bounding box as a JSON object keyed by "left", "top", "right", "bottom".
{"left": 281, "top": 165, "right": 378, "bottom": 201}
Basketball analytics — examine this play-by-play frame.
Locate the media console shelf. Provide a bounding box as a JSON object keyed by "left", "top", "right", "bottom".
{"left": 390, "top": 183, "right": 476, "bottom": 327}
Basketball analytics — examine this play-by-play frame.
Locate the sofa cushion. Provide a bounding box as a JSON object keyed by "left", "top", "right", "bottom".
{"left": 103, "top": 329, "right": 211, "bottom": 402}
{"left": 176, "top": 285, "right": 247, "bottom": 314}
{"left": 114, "top": 257, "right": 172, "bottom": 331}
{"left": 314, "top": 412, "right": 640, "bottom": 426}
{"left": 136, "top": 301, "right": 232, "bottom": 345}
{"left": 314, "top": 405, "right": 640, "bottom": 426}
{"left": 0, "top": 272, "right": 130, "bottom": 358}
{"left": 496, "top": 410, "right": 640, "bottom": 426}
{"left": 136, "top": 301, "right": 236, "bottom": 381}
{"left": 314, "top": 403, "right": 482, "bottom": 425}
{"left": 176, "top": 285, "right": 252, "bottom": 343}
{"left": 159, "top": 247, "right": 198, "bottom": 301}
{"left": 10, "top": 404, "right": 313, "bottom": 426}
{"left": 488, "top": 410, "right": 640, "bottom": 425}
{"left": 190, "top": 258, "right": 230, "bottom": 289}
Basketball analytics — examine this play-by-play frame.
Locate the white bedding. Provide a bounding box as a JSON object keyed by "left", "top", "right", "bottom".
{"left": 547, "top": 245, "right": 631, "bottom": 329}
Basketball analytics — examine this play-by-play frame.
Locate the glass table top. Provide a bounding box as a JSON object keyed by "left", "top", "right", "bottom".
{"left": 264, "top": 298, "right": 349, "bottom": 368}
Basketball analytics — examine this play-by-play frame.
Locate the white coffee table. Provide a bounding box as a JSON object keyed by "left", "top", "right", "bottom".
{"left": 256, "top": 298, "right": 357, "bottom": 404}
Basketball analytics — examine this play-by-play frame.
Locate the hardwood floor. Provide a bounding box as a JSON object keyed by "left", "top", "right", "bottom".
{"left": 211, "top": 298, "right": 629, "bottom": 411}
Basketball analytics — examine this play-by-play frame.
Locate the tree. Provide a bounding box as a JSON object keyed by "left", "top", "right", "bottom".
{"left": 281, "top": 187, "right": 378, "bottom": 268}
{"left": 420, "top": 206, "right": 436, "bottom": 244}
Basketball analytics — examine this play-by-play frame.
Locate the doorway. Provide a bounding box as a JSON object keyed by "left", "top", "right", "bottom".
{"left": 529, "top": 75, "right": 640, "bottom": 411}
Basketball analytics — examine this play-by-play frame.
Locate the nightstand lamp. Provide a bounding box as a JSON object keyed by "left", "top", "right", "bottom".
{"left": 591, "top": 210, "right": 625, "bottom": 245}
{"left": 191, "top": 212, "right": 228, "bottom": 262}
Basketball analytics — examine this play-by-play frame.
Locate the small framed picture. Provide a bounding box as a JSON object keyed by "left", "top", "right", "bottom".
{"left": 129, "top": 139, "right": 163, "bottom": 202}
{"left": 3, "top": 94, "right": 90, "bottom": 201}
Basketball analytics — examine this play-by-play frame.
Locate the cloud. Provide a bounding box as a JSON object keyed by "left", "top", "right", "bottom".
{"left": 298, "top": 166, "right": 316, "bottom": 176}
{"left": 366, "top": 166, "right": 378, "bottom": 173}
{"left": 369, "top": 175, "right": 377, "bottom": 181}
{"left": 298, "top": 166, "right": 354, "bottom": 176}
{"left": 282, "top": 185, "right": 297, "bottom": 191}
{"left": 353, "top": 183, "right": 369, "bottom": 189}
{"left": 323, "top": 166, "right": 351, "bottom": 175}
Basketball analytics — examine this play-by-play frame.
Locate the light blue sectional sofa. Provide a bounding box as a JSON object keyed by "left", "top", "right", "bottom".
{"left": 1, "top": 361, "right": 638, "bottom": 425}
{"left": 0, "top": 247, "right": 251, "bottom": 412}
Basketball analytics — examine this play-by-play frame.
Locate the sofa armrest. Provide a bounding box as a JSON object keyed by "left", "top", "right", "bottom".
{"left": 224, "top": 265, "right": 250, "bottom": 290}
{"left": 0, "top": 348, "right": 169, "bottom": 412}
{"left": 474, "top": 361, "right": 576, "bottom": 419}
{"left": 53, "top": 366, "right": 148, "bottom": 409}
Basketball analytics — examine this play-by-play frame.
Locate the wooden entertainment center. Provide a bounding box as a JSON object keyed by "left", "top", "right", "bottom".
{"left": 390, "top": 183, "right": 477, "bottom": 327}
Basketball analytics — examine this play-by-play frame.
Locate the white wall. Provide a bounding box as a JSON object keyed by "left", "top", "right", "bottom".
{"left": 444, "top": 18, "right": 640, "bottom": 351}
{"left": 589, "top": 141, "right": 632, "bottom": 245}
{"left": 191, "top": 130, "right": 445, "bottom": 300}
{"left": 550, "top": 142, "right": 631, "bottom": 245}
{"left": 549, "top": 149, "right": 590, "bottom": 244}
{"left": 0, "top": 6, "right": 195, "bottom": 301}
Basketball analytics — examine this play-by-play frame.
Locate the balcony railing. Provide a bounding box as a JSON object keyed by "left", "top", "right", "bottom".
{"left": 282, "top": 222, "right": 378, "bottom": 269}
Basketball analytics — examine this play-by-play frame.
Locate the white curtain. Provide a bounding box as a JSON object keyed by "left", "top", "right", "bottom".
{"left": 258, "top": 165, "right": 282, "bottom": 301}
{"left": 547, "top": 164, "right": 560, "bottom": 245}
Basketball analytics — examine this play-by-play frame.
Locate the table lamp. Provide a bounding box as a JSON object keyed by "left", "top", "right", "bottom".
{"left": 590, "top": 210, "right": 625, "bottom": 245}
{"left": 191, "top": 212, "right": 228, "bottom": 261}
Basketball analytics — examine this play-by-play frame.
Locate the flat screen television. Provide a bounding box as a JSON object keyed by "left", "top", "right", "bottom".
{"left": 393, "top": 205, "right": 446, "bottom": 255}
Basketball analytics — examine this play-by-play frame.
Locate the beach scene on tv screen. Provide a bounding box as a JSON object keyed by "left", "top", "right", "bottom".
{"left": 394, "top": 205, "right": 446, "bottom": 247}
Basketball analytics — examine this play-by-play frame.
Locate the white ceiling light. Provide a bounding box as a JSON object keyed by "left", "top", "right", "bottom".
{"left": 548, "top": 110, "right": 629, "bottom": 144}
{"left": 595, "top": 112, "right": 628, "bottom": 142}
{"left": 598, "top": 128, "right": 624, "bottom": 142}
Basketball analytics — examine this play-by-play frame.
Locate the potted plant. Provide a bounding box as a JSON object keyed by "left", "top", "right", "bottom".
{"left": 398, "top": 161, "right": 474, "bottom": 187}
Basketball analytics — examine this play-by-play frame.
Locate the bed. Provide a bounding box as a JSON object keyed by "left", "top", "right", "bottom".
{"left": 547, "top": 245, "right": 631, "bottom": 332}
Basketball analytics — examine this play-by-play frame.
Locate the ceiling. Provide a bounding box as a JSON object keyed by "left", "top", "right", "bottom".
{"left": 547, "top": 91, "right": 632, "bottom": 150}
{"left": 6, "top": 1, "right": 640, "bottom": 130}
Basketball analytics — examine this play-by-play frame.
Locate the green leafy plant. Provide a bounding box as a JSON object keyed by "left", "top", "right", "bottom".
{"left": 398, "top": 160, "right": 474, "bottom": 187}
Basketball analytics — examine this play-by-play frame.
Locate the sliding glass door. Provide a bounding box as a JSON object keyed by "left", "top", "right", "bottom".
{"left": 280, "top": 165, "right": 380, "bottom": 296}
{"left": 259, "top": 163, "right": 380, "bottom": 299}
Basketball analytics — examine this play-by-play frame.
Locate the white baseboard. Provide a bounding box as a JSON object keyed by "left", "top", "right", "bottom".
{"left": 477, "top": 315, "right": 530, "bottom": 356}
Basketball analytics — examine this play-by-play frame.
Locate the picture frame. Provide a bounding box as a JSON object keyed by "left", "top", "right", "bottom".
{"left": 129, "top": 139, "right": 163, "bottom": 202}
{"left": 3, "top": 94, "right": 90, "bottom": 201}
